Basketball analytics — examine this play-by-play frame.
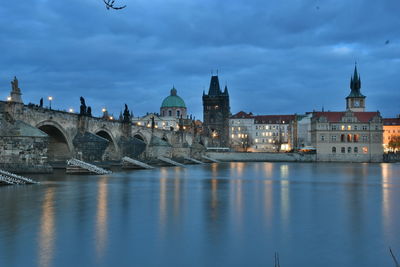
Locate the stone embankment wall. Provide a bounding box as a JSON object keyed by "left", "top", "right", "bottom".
{"left": 205, "top": 152, "right": 316, "bottom": 162}
{"left": 383, "top": 153, "right": 400, "bottom": 162}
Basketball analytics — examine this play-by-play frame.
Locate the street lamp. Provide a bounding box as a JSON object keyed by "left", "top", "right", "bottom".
{"left": 68, "top": 108, "right": 74, "bottom": 113}
{"left": 48, "top": 96, "right": 53, "bottom": 109}
{"left": 7, "top": 96, "right": 11, "bottom": 101}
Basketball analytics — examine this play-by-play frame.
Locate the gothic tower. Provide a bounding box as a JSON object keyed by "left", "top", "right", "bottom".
{"left": 202, "top": 75, "right": 230, "bottom": 147}
{"left": 346, "top": 64, "right": 366, "bottom": 112}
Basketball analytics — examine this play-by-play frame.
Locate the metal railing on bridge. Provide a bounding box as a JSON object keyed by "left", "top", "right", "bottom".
{"left": 0, "top": 169, "right": 39, "bottom": 185}
{"left": 66, "top": 158, "right": 112, "bottom": 175}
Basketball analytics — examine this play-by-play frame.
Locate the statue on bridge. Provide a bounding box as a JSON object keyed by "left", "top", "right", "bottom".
{"left": 9, "top": 76, "right": 23, "bottom": 103}
{"left": 39, "top": 98, "right": 43, "bottom": 108}
{"left": 151, "top": 116, "right": 155, "bottom": 131}
{"left": 123, "top": 104, "right": 131, "bottom": 123}
{"left": 87, "top": 106, "right": 92, "bottom": 117}
{"left": 80, "top": 96, "right": 87, "bottom": 115}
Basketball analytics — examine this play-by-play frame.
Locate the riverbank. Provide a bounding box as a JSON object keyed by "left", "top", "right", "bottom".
{"left": 205, "top": 152, "right": 316, "bottom": 162}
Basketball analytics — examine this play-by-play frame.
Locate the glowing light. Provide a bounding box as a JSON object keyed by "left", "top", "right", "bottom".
{"left": 109, "top": 116, "right": 113, "bottom": 120}
{"left": 102, "top": 108, "right": 107, "bottom": 113}
{"left": 48, "top": 96, "right": 53, "bottom": 101}
{"left": 68, "top": 108, "right": 74, "bottom": 113}
{"left": 7, "top": 96, "right": 11, "bottom": 101}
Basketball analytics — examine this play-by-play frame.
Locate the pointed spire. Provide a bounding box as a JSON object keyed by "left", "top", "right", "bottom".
{"left": 223, "top": 84, "right": 229, "bottom": 95}
{"left": 207, "top": 75, "right": 222, "bottom": 96}
{"left": 347, "top": 63, "right": 365, "bottom": 99}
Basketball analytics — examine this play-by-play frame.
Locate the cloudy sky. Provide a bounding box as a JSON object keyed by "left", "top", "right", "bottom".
{"left": 1, "top": 0, "right": 399, "bottom": 119}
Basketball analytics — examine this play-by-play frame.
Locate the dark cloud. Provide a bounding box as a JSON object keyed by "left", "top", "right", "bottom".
{"left": 1, "top": 0, "right": 399, "bottom": 118}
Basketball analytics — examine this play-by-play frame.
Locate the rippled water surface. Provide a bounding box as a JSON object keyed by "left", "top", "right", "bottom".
{"left": 0, "top": 162, "right": 400, "bottom": 267}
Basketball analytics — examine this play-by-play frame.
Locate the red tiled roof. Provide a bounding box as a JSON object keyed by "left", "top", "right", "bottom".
{"left": 313, "top": 112, "right": 380, "bottom": 123}
{"left": 383, "top": 118, "right": 400, "bottom": 125}
{"left": 230, "top": 111, "right": 253, "bottom": 119}
{"left": 254, "top": 115, "right": 296, "bottom": 124}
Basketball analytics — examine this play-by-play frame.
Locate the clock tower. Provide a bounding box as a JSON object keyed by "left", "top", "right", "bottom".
{"left": 346, "top": 64, "right": 366, "bottom": 112}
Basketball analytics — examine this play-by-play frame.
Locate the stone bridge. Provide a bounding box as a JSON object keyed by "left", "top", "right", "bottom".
{"left": 1, "top": 101, "right": 208, "bottom": 163}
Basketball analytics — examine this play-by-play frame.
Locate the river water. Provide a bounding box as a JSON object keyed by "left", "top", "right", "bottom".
{"left": 0, "top": 162, "right": 399, "bottom": 267}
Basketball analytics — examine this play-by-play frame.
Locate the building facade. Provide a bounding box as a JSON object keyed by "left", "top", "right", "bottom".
{"left": 383, "top": 117, "right": 400, "bottom": 152}
{"left": 202, "top": 75, "right": 230, "bottom": 147}
{"left": 310, "top": 65, "right": 383, "bottom": 162}
{"left": 229, "top": 111, "right": 296, "bottom": 152}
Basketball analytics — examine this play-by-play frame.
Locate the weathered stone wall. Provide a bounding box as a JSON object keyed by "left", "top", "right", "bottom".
{"left": 0, "top": 136, "right": 52, "bottom": 173}
{"left": 205, "top": 152, "right": 316, "bottom": 162}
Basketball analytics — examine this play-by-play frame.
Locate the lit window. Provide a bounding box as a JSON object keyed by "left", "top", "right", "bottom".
{"left": 347, "top": 125, "right": 351, "bottom": 130}
{"left": 341, "top": 125, "right": 345, "bottom": 130}
{"left": 255, "top": 139, "right": 258, "bottom": 143}
{"left": 362, "top": 147, "right": 368, "bottom": 153}
{"left": 231, "top": 134, "right": 234, "bottom": 138}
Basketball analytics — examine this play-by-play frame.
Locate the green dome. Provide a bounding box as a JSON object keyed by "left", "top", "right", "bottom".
{"left": 161, "top": 87, "right": 186, "bottom": 108}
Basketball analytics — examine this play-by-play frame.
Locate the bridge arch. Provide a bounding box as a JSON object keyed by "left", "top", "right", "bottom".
{"left": 36, "top": 120, "right": 73, "bottom": 162}
{"left": 94, "top": 128, "right": 119, "bottom": 160}
{"left": 133, "top": 132, "right": 148, "bottom": 144}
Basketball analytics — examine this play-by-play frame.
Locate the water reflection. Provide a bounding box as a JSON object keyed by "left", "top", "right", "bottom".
{"left": 38, "top": 187, "right": 56, "bottom": 267}
{"left": 159, "top": 168, "right": 168, "bottom": 236}
{"left": 279, "top": 164, "right": 290, "bottom": 227}
{"left": 95, "top": 178, "right": 108, "bottom": 262}
{"left": 381, "top": 163, "right": 393, "bottom": 239}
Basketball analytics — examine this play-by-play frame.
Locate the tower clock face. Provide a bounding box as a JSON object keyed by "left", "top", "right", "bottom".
{"left": 354, "top": 100, "right": 360, "bottom": 107}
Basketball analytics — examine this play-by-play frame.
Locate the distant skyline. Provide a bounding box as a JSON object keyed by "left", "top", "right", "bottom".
{"left": 1, "top": 0, "right": 399, "bottom": 119}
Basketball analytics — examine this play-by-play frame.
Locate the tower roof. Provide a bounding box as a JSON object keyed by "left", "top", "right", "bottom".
{"left": 161, "top": 87, "right": 186, "bottom": 108}
{"left": 208, "top": 75, "right": 222, "bottom": 96}
{"left": 347, "top": 64, "right": 365, "bottom": 98}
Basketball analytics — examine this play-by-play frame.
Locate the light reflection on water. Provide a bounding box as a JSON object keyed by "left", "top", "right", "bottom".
{"left": 0, "top": 162, "right": 399, "bottom": 267}
{"left": 38, "top": 187, "right": 55, "bottom": 267}
{"left": 95, "top": 178, "right": 108, "bottom": 263}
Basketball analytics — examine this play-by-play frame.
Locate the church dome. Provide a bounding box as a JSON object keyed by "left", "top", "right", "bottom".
{"left": 161, "top": 87, "right": 186, "bottom": 108}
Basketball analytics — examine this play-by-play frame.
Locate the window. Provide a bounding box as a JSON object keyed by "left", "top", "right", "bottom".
{"left": 341, "top": 134, "right": 345, "bottom": 142}
{"left": 362, "top": 135, "right": 368, "bottom": 142}
{"left": 347, "top": 125, "right": 351, "bottom": 130}
{"left": 332, "top": 125, "right": 338, "bottom": 130}
{"left": 354, "top": 125, "right": 358, "bottom": 130}
{"left": 354, "top": 147, "right": 358, "bottom": 153}
{"left": 332, "top": 147, "right": 336, "bottom": 153}
{"left": 375, "top": 125, "right": 379, "bottom": 130}
{"left": 256, "top": 132, "right": 258, "bottom": 136}
{"left": 362, "top": 146, "right": 368, "bottom": 153}
{"left": 331, "top": 135, "right": 337, "bottom": 142}
{"left": 353, "top": 134, "right": 359, "bottom": 142}
{"left": 341, "top": 147, "right": 345, "bottom": 153}
{"left": 168, "top": 110, "right": 172, "bottom": 116}
{"left": 320, "top": 135, "right": 325, "bottom": 141}
{"left": 341, "top": 125, "right": 345, "bottom": 130}
{"left": 176, "top": 110, "right": 180, "bottom": 117}
{"left": 362, "top": 125, "right": 368, "bottom": 130}
{"left": 347, "top": 147, "right": 351, "bottom": 153}
{"left": 347, "top": 134, "right": 352, "bottom": 142}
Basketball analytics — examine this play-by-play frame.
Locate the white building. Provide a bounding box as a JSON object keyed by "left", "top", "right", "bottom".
{"left": 229, "top": 111, "right": 296, "bottom": 152}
